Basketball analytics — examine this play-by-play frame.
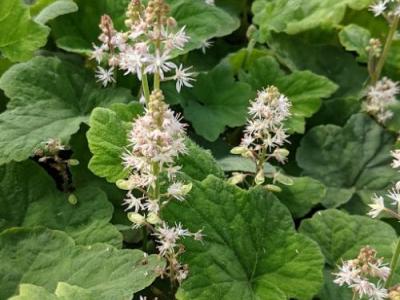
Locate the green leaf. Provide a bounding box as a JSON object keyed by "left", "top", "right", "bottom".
{"left": 267, "top": 32, "right": 368, "bottom": 98}
{"left": 87, "top": 103, "right": 223, "bottom": 182}
{"left": 10, "top": 283, "right": 95, "bottom": 300}
{"left": 176, "top": 139, "right": 224, "bottom": 180}
{"left": 87, "top": 103, "right": 143, "bottom": 183}
{"left": 338, "top": 24, "right": 371, "bottom": 61}
{"left": 0, "top": 56, "right": 133, "bottom": 165}
{"left": 168, "top": 0, "right": 240, "bottom": 55}
{"left": 51, "top": 0, "right": 239, "bottom": 55}
{"left": 30, "top": 0, "right": 78, "bottom": 25}
{"left": 0, "top": 0, "right": 49, "bottom": 61}
{"left": 300, "top": 209, "right": 397, "bottom": 300}
{"left": 170, "top": 62, "right": 253, "bottom": 141}
{"left": 278, "top": 177, "right": 327, "bottom": 218}
{"left": 0, "top": 160, "right": 122, "bottom": 247}
{"left": 0, "top": 227, "right": 163, "bottom": 300}
{"left": 296, "top": 113, "right": 400, "bottom": 208}
{"left": 217, "top": 155, "right": 276, "bottom": 174}
{"left": 252, "top": 0, "right": 373, "bottom": 39}
{"left": 239, "top": 56, "right": 338, "bottom": 133}
{"left": 300, "top": 209, "right": 397, "bottom": 265}
{"left": 163, "top": 176, "right": 324, "bottom": 300}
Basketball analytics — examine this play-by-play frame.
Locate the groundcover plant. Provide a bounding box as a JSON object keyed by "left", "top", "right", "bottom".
{"left": 4, "top": 0, "right": 400, "bottom": 299}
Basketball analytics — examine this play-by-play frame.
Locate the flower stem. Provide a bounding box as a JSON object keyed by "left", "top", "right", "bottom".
{"left": 352, "top": 291, "right": 356, "bottom": 300}
{"left": 371, "top": 15, "right": 399, "bottom": 84}
{"left": 154, "top": 72, "right": 161, "bottom": 90}
{"left": 386, "top": 238, "right": 400, "bottom": 288}
{"left": 142, "top": 72, "right": 151, "bottom": 105}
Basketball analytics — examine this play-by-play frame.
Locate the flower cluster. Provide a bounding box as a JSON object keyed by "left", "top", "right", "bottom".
{"left": 363, "top": 77, "right": 399, "bottom": 124}
{"left": 231, "top": 86, "right": 292, "bottom": 185}
{"left": 91, "top": 0, "right": 195, "bottom": 92}
{"left": 334, "top": 246, "right": 390, "bottom": 300}
{"left": 368, "top": 150, "right": 400, "bottom": 219}
{"left": 119, "top": 89, "right": 202, "bottom": 284}
{"left": 370, "top": 0, "right": 400, "bottom": 17}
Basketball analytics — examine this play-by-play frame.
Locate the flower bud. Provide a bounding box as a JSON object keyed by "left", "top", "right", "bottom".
{"left": 167, "top": 17, "right": 177, "bottom": 27}
{"left": 273, "top": 172, "right": 294, "bottom": 186}
{"left": 265, "top": 184, "right": 282, "bottom": 193}
{"left": 68, "top": 194, "right": 78, "bottom": 205}
{"left": 116, "top": 179, "right": 133, "bottom": 190}
{"left": 255, "top": 169, "right": 265, "bottom": 185}
{"left": 272, "top": 148, "right": 289, "bottom": 163}
{"left": 147, "top": 212, "right": 162, "bottom": 225}
{"left": 128, "top": 212, "right": 146, "bottom": 226}
{"left": 181, "top": 183, "right": 193, "bottom": 195}
{"left": 230, "top": 146, "right": 247, "bottom": 155}
{"left": 227, "top": 173, "right": 247, "bottom": 185}
{"left": 67, "top": 159, "right": 80, "bottom": 166}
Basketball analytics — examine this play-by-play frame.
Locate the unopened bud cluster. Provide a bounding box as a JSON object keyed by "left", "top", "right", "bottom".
{"left": 363, "top": 77, "right": 399, "bottom": 124}
{"left": 91, "top": 0, "right": 195, "bottom": 92}
{"left": 230, "top": 86, "right": 292, "bottom": 186}
{"left": 334, "top": 246, "right": 390, "bottom": 299}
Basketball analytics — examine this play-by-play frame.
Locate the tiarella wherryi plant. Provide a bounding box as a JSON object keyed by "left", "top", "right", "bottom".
{"left": 91, "top": 0, "right": 202, "bottom": 287}
{"left": 230, "top": 86, "right": 292, "bottom": 190}
{"left": 364, "top": 0, "right": 400, "bottom": 125}
{"left": 4, "top": 0, "right": 400, "bottom": 299}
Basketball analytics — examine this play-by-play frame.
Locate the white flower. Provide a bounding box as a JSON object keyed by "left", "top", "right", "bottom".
{"left": 333, "top": 261, "right": 359, "bottom": 286}
{"left": 167, "top": 182, "right": 192, "bottom": 201}
{"left": 391, "top": 150, "right": 400, "bottom": 169}
{"left": 145, "top": 51, "right": 176, "bottom": 79}
{"left": 95, "top": 66, "right": 115, "bottom": 87}
{"left": 110, "top": 32, "right": 127, "bottom": 50}
{"left": 369, "top": 262, "right": 391, "bottom": 281}
{"left": 364, "top": 77, "right": 399, "bottom": 123}
{"left": 176, "top": 268, "right": 189, "bottom": 283}
{"left": 164, "top": 26, "right": 190, "bottom": 50}
{"left": 123, "top": 192, "right": 143, "bottom": 212}
{"left": 368, "top": 284, "right": 389, "bottom": 300}
{"left": 369, "top": 0, "right": 388, "bottom": 16}
{"left": 174, "top": 65, "right": 195, "bottom": 92}
{"left": 118, "top": 47, "right": 148, "bottom": 79}
{"left": 200, "top": 39, "right": 214, "bottom": 54}
{"left": 91, "top": 44, "right": 105, "bottom": 63}
{"left": 367, "top": 194, "right": 386, "bottom": 218}
{"left": 205, "top": 0, "right": 215, "bottom": 5}
{"left": 350, "top": 279, "right": 377, "bottom": 298}
{"left": 240, "top": 86, "right": 291, "bottom": 157}
{"left": 387, "top": 187, "right": 400, "bottom": 206}
{"left": 143, "top": 199, "right": 160, "bottom": 214}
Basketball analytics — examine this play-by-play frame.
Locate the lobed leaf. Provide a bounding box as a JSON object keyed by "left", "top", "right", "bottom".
{"left": 0, "top": 227, "right": 163, "bottom": 300}
{"left": 0, "top": 56, "right": 133, "bottom": 165}
{"left": 164, "top": 176, "right": 325, "bottom": 300}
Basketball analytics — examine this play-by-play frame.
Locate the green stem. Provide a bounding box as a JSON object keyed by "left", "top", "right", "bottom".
{"left": 142, "top": 226, "right": 148, "bottom": 252}
{"left": 154, "top": 72, "right": 160, "bottom": 90}
{"left": 142, "top": 72, "right": 151, "bottom": 105}
{"left": 371, "top": 15, "right": 399, "bottom": 84}
{"left": 386, "top": 238, "right": 400, "bottom": 288}
{"left": 244, "top": 39, "right": 256, "bottom": 69}
{"left": 352, "top": 291, "right": 356, "bottom": 300}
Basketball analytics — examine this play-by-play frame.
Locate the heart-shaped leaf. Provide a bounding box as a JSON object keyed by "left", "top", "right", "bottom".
{"left": 0, "top": 56, "right": 133, "bottom": 165}
{"left": 0, "top": 160, "right": 122, "bottom": 247}
{"left": 87, "top": 103, "right": 224, "bottom": 182}
{"left": 164, "top": 176, "right": 324, "bottom": 300}
{"left": 296, "top": 113, "right": 400, "bottom": 207}
{"left": 0, "top": 227, "right": 163, "bottom": 300}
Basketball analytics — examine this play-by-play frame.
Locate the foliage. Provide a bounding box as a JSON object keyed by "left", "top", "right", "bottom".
{"left": 1, "top": 0, "right": 400, "bottom": 299}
